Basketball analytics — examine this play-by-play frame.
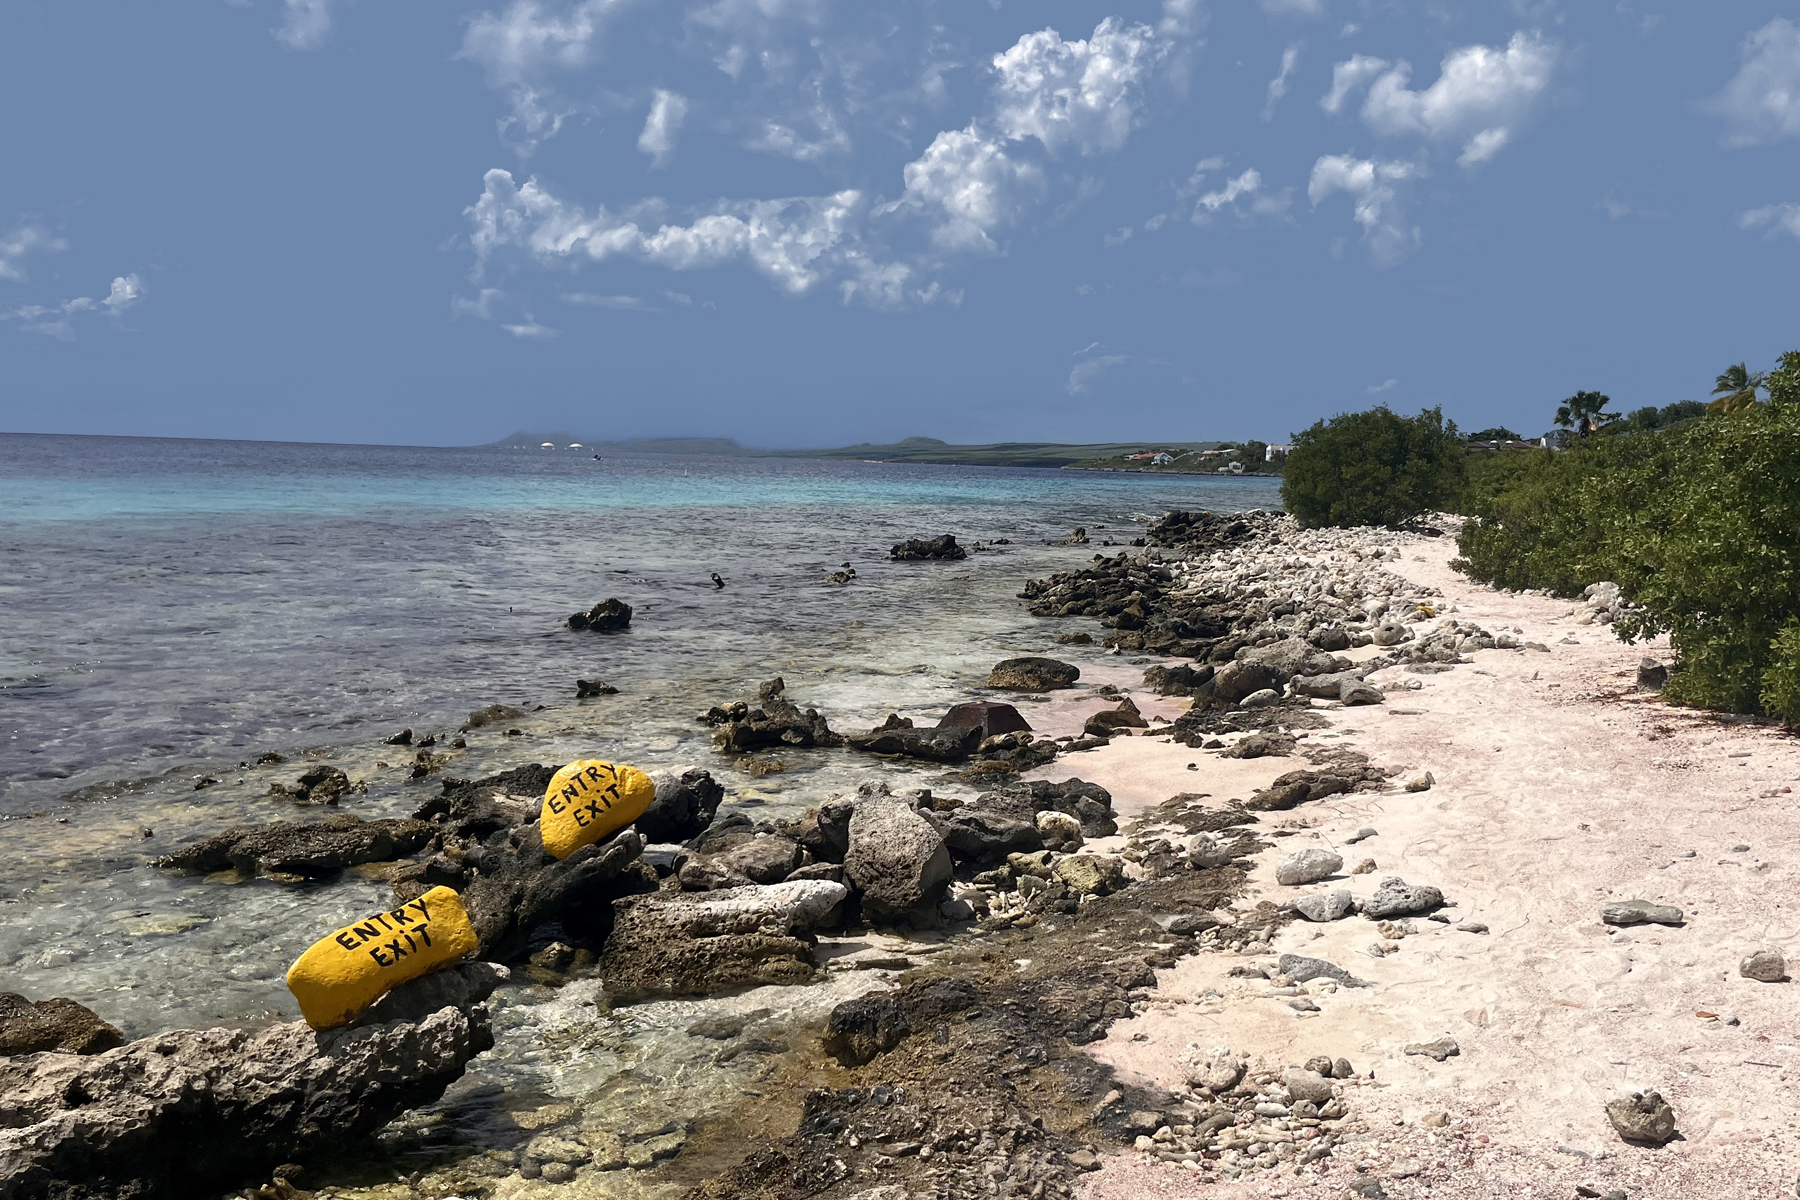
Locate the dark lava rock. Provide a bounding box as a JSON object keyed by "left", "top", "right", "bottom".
{"left": 268, "top": 765, "right": 356, "bottom": 805}
{"left": 1084, "top": 697, "right": 1148, "bottom": 738}
{"left": 843, "top": 782, "right": 953, "bottom": 925}
{"left": 0, "top": 963, "right": 502, "bottom": 1200}
{"left": 598, "top": 880, "right": 847, "bottom": 1002}
{"left": 704, "top": 677, "right": 844, "bottom": 753}
{"left": 635, "top": 768, "right": 725, "bottom": 845}
{"left": 1606, "top": 1091, "right": 1677, "bottom": 1145}
{"left": 849, "top": 715, "right": 983, "bottom": 762}
{"left": 981, "top": 777, "right": 1117, "bottom": 838}
{"left": 567, "top": 597, "right": 632, "bottom": 631}
{"left": 385, "top": 729, "right": 413, "bottom": 746}
{"left": 1246, "top": 764, "right": 1386, "bottom": 810}
{"left": 1221, "top": 731, "right": 1296, "bottom": 760}
{"left": 1142, "top": 663, "right": 1214, "bottom": 696}
{"left": 1637, "top": 657, "right": 1669, "bottom": 690}
{"left": 823, "top": 995, "right": 910, "bottom": 1066}
{"left": 890, "top": 534, "right": 967, "bottom": 561}
{"left": 939, "top": 789, "right": 1044, "bottom": 862}
{"left": 788, "top": 794, "right": 856, "bottom": 864}
{"left": 676, "top": 833, "right": 804, "bottom": 890}
{"left": 461, "top": 703, "right": 525, "bottom": 731}
{"left": 1209, "top": 659, "right": 1284, "bottom": 705}
{"left": 154, "top": 814, "right": 435, "bottom": 880}
{"left": 937, "top": 701, "right": 1032, "bottom": 738}
{"left": 986, "top": 656, "right": 1080, "bottom": 692}
{"left": 0, "top": 995, "right": 124, "bottom": 1057}
{"left": 575, "top": 678, "right": 618, "bottom": 697}
{"left": 396, "top": 767, "right": 650, "bottom": 961}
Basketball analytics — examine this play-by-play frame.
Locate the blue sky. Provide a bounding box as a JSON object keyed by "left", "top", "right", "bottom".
{"left": 1, "top": 1, "right": 1797, "bottom": 447}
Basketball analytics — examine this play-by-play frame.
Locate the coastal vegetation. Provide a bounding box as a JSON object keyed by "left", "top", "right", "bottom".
{"left": 1280, "top": 406, "right": 1466, "bottom": 530}
{"left": 1453, "top": 352, "right": 1800, "bottom": 723}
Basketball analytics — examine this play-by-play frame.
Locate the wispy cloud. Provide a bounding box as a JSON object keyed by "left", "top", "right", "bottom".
{"left": 638, "top": 89, "right": 688, "bottom": 167}
{"left": 2, "top": 273, "right": 144, "bottom": 340}
{"left": 1264, "top": 44, "right": 1301, "bottom": 120}
{"left": 274, "top": 0, "right": 346, "bottom": 49}
{"left": 1741, "top": 203, "right": 1800, "bottom": 240}
{"left": 502, "top": 315, "right": 558, "bottom": 339}
{"left": 1309, "top": 154, "right": 1423, "bottom": 266}
{"left": 562, "top": 291, "right": 657, "bottom": 309}
{"left": 1704, "top": 18, "right": 1800, "bottom": 147}
{"left": 458, "top": 0, "right": 625, "bottom": 155}
{"left": 1366, "top": 377, "right": 1397, "bottom": 393}
{"left": 0, "top": 223, "right": 66, "bottom": 282}
{"left": 1068, "top": 354, "right": 1127, "bottom": 395}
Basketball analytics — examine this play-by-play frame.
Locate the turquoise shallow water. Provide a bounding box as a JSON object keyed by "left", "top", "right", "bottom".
{"left": 0, "top": 431, "right": 1279, "bottom": 1041}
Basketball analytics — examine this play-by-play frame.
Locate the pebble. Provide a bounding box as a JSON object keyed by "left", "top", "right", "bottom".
{"left": 1456, "top": 921, "right": 1490, "bottom": 934}
{"left": 1601, "top": 900, "right": 1684, "bottom": 927}
{"left": 1275, "top": 849, "right": 1343, "bottom": 886}
{"left": 1344, "top": 827, "right": 1378, "bottom": 844}
{"left": 1740, "top": 948, "right": 1787, "bottom": 983}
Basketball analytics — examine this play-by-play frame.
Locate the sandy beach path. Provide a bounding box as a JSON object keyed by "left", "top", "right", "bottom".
{"left": 1073, "top": 534, "right": 1800, "bottom": 1199}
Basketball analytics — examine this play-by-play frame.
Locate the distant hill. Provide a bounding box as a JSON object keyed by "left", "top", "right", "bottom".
{"left": 480, "top": 432, "right": 1245, "bottom": 469}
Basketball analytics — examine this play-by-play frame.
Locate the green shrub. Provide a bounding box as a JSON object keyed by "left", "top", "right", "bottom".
{"left": 1281, "top": 406, "right": 1466, "bottom": 529}
{"left": 1454, "top": 397, "right": 1800, "bottom": 719}
{"left": 1761, "top": 621, "right": 1800, "bottom": 728}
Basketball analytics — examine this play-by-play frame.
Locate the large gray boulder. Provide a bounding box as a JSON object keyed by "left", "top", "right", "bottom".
{"left": 0, "top": 963, "right": 502, "bottom": 1200}
{"left": 1211, "top": 659, "right": 1284, "bottom": 704}
{"left": 938, "top": 789, "right": 1044, "bottom": 862}
{"left": 843, "top": 783, "right": 952, "bottom": 924}
{"left": 599, "top": 880, "right": 846, "bottom": 1001}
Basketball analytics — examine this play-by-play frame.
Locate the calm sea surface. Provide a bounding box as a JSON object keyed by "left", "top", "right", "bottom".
{"left": 0, "top": 432, "right": 1279, "bottom": 1069}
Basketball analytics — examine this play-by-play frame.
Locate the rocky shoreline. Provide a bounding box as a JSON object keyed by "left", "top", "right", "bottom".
{"left": 9, "top": 509, "right": 1797, "bottom": 1200}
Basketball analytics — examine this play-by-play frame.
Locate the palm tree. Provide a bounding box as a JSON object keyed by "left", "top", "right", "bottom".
{"left": 1710, "top": 362, "right": 1767, "bottom": 413}
{"left": 1554, "top": 391, "right": 1615, "bottom": 439}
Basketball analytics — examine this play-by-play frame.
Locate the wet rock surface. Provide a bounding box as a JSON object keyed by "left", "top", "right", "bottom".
{"left": 567, "top": 597, "right": 632, "bottom": 631}
{"left": 849, "top": 715, "right": 983, "bottom": 762}
{"left": 154, "top": 813, "right": 435, "bottom": 880}
{"left": 889, "top": 534, "right": 968, "bottom": 561}
{"left": 985, "top": 656, "right": 1081, "bottom": 692}
{"left": 0, "top": 994, "right": 124, "bottom": 1057}
{"left": 702, "top": 677, "right": 845, "bottom": 753}
{"left": 0, "top": 962, "right": 501, "bottom": 1200}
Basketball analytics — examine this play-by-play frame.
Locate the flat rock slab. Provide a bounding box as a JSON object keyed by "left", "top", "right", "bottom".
{"left": 1602, "top": 900, "right": 1685, "bottom": 927}
{"left": 1403, "top": 1037, "right": 1461, "bottom": 1062}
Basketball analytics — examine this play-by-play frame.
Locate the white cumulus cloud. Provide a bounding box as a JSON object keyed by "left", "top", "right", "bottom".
{"left": 1741, "top": 203, "right": 1800, "bottom": 239}
{"left": 1308, "top": 154, "right": 1422, "bottom": 266}
{"left": 3, "top": 274, "right": 144, "bottom": 339}
{"left": 638, "top": 90, "right": 689, "bottom": 167}
{"left": 991, "top": 18, "right": 1171, "bottom": 156}
{"left": 1355, "top": 32, "right": 1558, "bottom": 165}
{"left": 888, "top": 125, "right": 1044, "bottom": 252}
{"left": 1320, "top": 54, "right": 1388, "bottom": 114}
{"left": 103, "top": 274, "right": 144, "bottom": 312}
{"left": 1704, "top": 18, "right": 1800, "bottom": 147}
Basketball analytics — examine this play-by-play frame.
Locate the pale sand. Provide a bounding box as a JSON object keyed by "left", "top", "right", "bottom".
{"left": 1048, "top": 536, "right": 1800, "bottom": 1198}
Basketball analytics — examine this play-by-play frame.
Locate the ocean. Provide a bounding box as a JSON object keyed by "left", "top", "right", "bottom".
{"left": 0, "top": 431, "right": 1277, "bottom": 1183}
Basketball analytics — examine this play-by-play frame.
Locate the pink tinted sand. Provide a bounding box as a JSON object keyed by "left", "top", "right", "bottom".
{"left": 1043, "top": 538, "right": 1800, "bottom": 1199}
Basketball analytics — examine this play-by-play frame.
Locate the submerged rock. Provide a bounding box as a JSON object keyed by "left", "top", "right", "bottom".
{"left": 599, "top": 880, "right": 846, "bottom": 1001}
{"left": 268, "top": 765, "right": 357, "bottom": 805}
{"left": 568, "top": 597, "right": 632, "bottom": 631}
{"left": 985, "top": 657, "right": 1080, "bottom": 692}
{"left": 0, "top": 962, "right": 501, "bottom": 1200}
{"left": 0, "top": 994, "right": 124, "bottom": 1057}
{"left": 849, "top": 715, "right": 983, "bottom": 762}
{"left": 461, "top": 703, "right": 525, "bottom": 731}
{"left": 890, "top": 534, "right": 967, "bottom": 561}
{"left": 155, "top": 814, "right": 435, "bottom": 880}
{"left": 704, "top": 677, "right": 844, "bottom": 753}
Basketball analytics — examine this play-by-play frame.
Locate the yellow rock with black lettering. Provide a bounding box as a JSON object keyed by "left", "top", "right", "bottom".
{"left": 285, "top": 885, "right": 479, "bottom": 1030}
{"left": 540, "top": 759, "right": 655, "bottom": 860}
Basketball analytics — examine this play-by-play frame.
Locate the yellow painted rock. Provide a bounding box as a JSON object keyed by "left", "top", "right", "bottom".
{"left": 540, "top": 759, "right": 655, "bottom": 860}
{"left": 285, "top": 885, "right": 478, "bottom": 1029}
